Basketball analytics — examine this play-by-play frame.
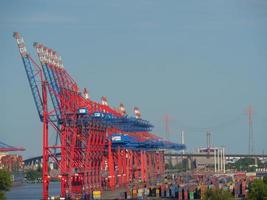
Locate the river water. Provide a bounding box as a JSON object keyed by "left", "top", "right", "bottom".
{"left": 6, "top": 182, "right": 60, "bottom": 200}
{"left": 6, "top": 183, "right": 124, "bottom": 199}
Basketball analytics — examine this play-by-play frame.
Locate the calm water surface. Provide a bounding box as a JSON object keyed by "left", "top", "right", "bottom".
{"left": 6, "top": 182, "right": 60, "bottom": 200}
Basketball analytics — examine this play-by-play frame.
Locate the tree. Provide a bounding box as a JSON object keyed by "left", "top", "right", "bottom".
{"left": 263, "top": 176, "right": 267, "bottom": 185}
{"left": 204, "top": 188, "right": 233, "bottom": 200}
{"left": 0, "top": 192, "right": 4, "bottom": 200}
{"left": 227, "top": 158, "right": 264, "bottom": 172}
{"left": 25, "top": 169, "right": 42, "bottom": 181}
{"left": 248, "top": 179, "right": 267, "bottom": 200}
{"left": 0, "top": 170, "right": 12, "bottom": 200}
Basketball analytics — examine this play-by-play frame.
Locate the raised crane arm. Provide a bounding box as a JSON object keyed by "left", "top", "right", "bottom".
{"left": 34, "top": 43, "right": 62, "bottom": 122}
{"left": 13, "top": 32, "right": 44, "bottom": 121}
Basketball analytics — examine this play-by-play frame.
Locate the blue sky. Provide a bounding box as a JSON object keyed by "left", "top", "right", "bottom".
{"left": 0, "top": 0, "right": 267, "bottom": 158}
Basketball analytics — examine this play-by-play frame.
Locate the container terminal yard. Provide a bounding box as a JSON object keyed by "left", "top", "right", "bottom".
{"left": 0, "top": 32, "right": 262, "bottom": 199}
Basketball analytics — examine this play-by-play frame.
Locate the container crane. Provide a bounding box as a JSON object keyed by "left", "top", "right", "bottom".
{"left": 14, "top": 32, "right": 185, "bottom": 199}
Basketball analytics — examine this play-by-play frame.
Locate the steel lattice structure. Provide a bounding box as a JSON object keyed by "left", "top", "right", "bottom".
{"left": 13, "top": 32, "right": 185, "bottom": 199}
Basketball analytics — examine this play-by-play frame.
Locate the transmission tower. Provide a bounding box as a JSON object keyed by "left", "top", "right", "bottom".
{"left": 206, "top": 131, "right": 211, "bottom": 148}
{"left": 163, "top": 115, "right": 170, "bottom": 140}
{"left": 247, "top": 105, "right": 254, "bottom": 155}
{"left": 206, "top": 130, "right": 212, "bottom": 156}
{"left": 181, "top": 130, "right": 185, "bottom": 154}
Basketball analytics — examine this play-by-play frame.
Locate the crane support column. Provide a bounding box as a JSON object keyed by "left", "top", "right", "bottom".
{"left": 42, "top": 82, "right": 49, "bottom": 200}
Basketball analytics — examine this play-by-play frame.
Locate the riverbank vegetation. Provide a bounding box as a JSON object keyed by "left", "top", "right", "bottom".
{"left": 0, "top": 169, "right": 12, "bottom": 200}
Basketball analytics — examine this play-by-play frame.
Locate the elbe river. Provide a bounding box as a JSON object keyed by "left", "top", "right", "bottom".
{"left": 6, "top": 182, "right": 60, "bottom": 200}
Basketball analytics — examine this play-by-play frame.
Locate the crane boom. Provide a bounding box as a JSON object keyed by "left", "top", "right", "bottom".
{"left": 34, "top": 43, "right": 62, "bottom": 122}
{"left": 13, "top": 32, "right": 43, "bottom": 121}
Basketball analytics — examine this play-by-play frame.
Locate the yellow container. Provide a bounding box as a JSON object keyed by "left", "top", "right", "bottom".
{"left": 93, "top": 190, "right": 101, "bottom": 199}
{"left": 156, "top": 189, "right": 160, "bottom": 197}
{"left": 132, "top": 189, "right": 137, "bottom": 198}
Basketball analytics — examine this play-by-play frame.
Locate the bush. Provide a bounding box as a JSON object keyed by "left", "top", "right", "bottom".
{"left": 248, "top": 179, "right": 267, "bottom": 200}
{"left": 0, "top": 170, "right": 12, "bottom": 200}
{"left": 204, "top": 188, "right": 233, "bottom": 200}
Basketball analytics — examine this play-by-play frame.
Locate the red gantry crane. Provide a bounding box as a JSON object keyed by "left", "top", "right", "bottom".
{"left": 13, "top": 32, "right": 185, "bottom": 199}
